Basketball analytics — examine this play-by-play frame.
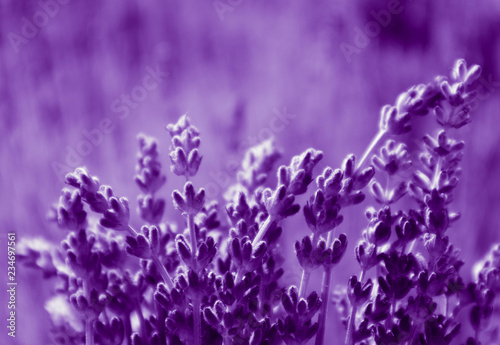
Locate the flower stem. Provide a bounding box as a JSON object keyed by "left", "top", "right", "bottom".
{"left": 431, "top": 157, "right": 442, "bottom": 189}
{"left": 86, "top": 319, "right": 94, "bottom": 345}
{"left": 355, "top": 130, "right": 386, "bottom": 173}
{"left": 315, "top": 265, "right": 333, "bottom": 345}
{"left": 152, "top": 253, "right": 174, "bottom": 290}
{"left": 188, "top": 214, "right": 197, "bottom": 257}
{"left": 193, "top": 297, "right": 201, "bottom": 345}
{"left": 251, "top": 215, "right": 273, "bottom": 247}
{"left": 83, "top": 280, "right": 94, "bottom": 345}
{"left": 187, "top": 212, "right": 201, "bottom": 345}
{"left": 137, "top": 303, "right": 146, "bottom": 339}
{"left": 345, "top": 304, "right": 358, "bottom": 345}
{"left": 299, "top": 269, "right": 311, "bottom": 299}
{"left": 127, "top": 225, "right": 137, "bottom": 237}
{"left": 315, "top": 232, "right": 334, "bottom": 345}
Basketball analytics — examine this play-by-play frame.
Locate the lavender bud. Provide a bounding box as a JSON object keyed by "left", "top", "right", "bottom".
{"left": 100, "top": 197, "right": 130, "bottom": 231}
{"left": 347, "top": 276, "right": 373, "bottom": 307}
{"left": 137, "top": 195, "right": 165, "bottom": 225}
{"left": 367, "top": 221, "right": 391, "bottom": 246}
{"left": 363, "top": 294, "right": 390, "bottom": 323}
{"left": 330, "top": 234, "right": 348, "bottom": 265}
{"left": 57, "top": 189, "right": 87, "bottom": 230}
{"left": 172, "top": 182, "right": 205, "bottom": 216}
{"left": 379, "top": 105, "right": 412, "bottom": 135}
{"left": 176, "top": 235, "right": 193, "bottom": 266}
{"left": 282, "top": 148, "right": 323, "bottom": 195}
{"left": 262, "top": 185, "right": 300, "bottom": 220}
{"left": 356, "top": 241, "right": 379, "bottom": 271}
{"left": 126, "top": 234, "right": 152, "bottom": 259}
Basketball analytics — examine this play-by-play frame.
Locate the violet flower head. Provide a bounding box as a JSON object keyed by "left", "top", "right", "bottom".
{"left": 372, "top": 140, "right": 412, "bottom": 177}
{"left": 166, "top": 114, "right": 202, "bottom": 178}
{"left": 135, "top": 134, "right": 167, "bottom": 194}
{"left": 237, "top": 138, "right": 282, "bottom": 194}
{"left": 280, "top": 286, "right": 321, "bottom": 345}
{"left": 65, "top": 167, "right": 112, "bottom": 213}
{"left": 57, "top": 188, "right": 87, "bottom": 231}
{"left": 99, "top": 196, "right": 131, "bottom": 232}
{"left": 303, "top": 189, "right": 343, "bottom": 235}
{"left": 378, "top": 105, "right": 412, "bottom": 135}
{"left": 172, "top": 182, "right": 206, "bottom": 216}
{"left": 277, "top": 148, "right": 323, "bottom": 196}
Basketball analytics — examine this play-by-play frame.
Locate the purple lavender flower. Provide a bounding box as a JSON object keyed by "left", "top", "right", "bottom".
{"left": 166, "top": 115, "right": 202, "bottom": 178}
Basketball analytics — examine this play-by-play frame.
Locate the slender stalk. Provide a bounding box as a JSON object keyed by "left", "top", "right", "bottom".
{"left": 193, "top": 297, "right": 201, "bottom": 345}
{"left": 315, "top": 265, "right": 333, "bottom": 345}
{"left": 299, "top": 232, "right": 321, "bottom": 298}
{"left": 187, "top": 211, "right": 201, "bottom": 345}
{"left": 315, "top": 232, "right": 335, "bottom": 345}
{"left": 445, "top": 295, "right": 449, "bottom": 317}
{"left": 188, "top": 214, "right": 197, "bottom": 257}
{"left": 251, "top": 215, "right": 272, "bottom": 247}
{"left": 155, "top": 301, "right": 167, "bottom": 345}
{"left": 137, "top": 303, "right": 146, "bottom": 339}
{"left": 431, "top": 157, "right": 442, "bottom": 189}
{"left": 355, "top": 130, "right": 386, "bottom": 173}
{"left": 408, "top": 324, "right": 419, "bottom": 344}
{"left": 298, "top": 269, "right": 311, "bottom": 299}
{"left": 345, "top": 304, "right": 358, "bottom": 345}
{"left": 127, "top": 225, "right": 138, "bottom": 237}
{"left": 152, "top": 253, "right": 174, "bottom": 290}
{"left": 83, "top": 280, "right": 94, "bottom": 345}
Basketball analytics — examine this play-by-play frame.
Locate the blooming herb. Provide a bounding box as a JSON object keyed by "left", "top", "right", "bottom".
{"left": 19, "top": 59, "right": 496, "bottom": 345}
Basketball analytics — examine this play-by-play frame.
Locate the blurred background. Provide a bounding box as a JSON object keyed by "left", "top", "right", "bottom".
{"left": 1, "top": 0, "right": 500, "bottom": 343}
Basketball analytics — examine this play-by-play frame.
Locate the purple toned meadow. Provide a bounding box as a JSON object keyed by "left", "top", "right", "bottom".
{"left": 1, "top": 1, "right": 500, "bottom": 345}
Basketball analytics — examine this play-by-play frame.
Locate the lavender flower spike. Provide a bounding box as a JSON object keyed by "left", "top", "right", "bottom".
{"left": 252, "top": 148, "right": 323, "bottom": 246}
{"left": 166, "top": 114, "right": 202, "bottom": 178}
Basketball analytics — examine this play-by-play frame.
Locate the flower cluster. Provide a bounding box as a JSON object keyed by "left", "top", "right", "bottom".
{"left": 343, "top": 59, "right": 483, "bottom": 345}
{"left": 19, "top": 59, "right": 492, "bottom": 345}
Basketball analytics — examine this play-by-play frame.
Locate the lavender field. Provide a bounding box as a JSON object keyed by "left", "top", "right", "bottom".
{"left": 1, "top": 0, "right": 500, "bottom": 344}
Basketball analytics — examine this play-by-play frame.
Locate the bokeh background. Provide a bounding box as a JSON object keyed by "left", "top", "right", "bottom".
{"left": 1, "top": 0, "right": 500, "bottom": 344}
